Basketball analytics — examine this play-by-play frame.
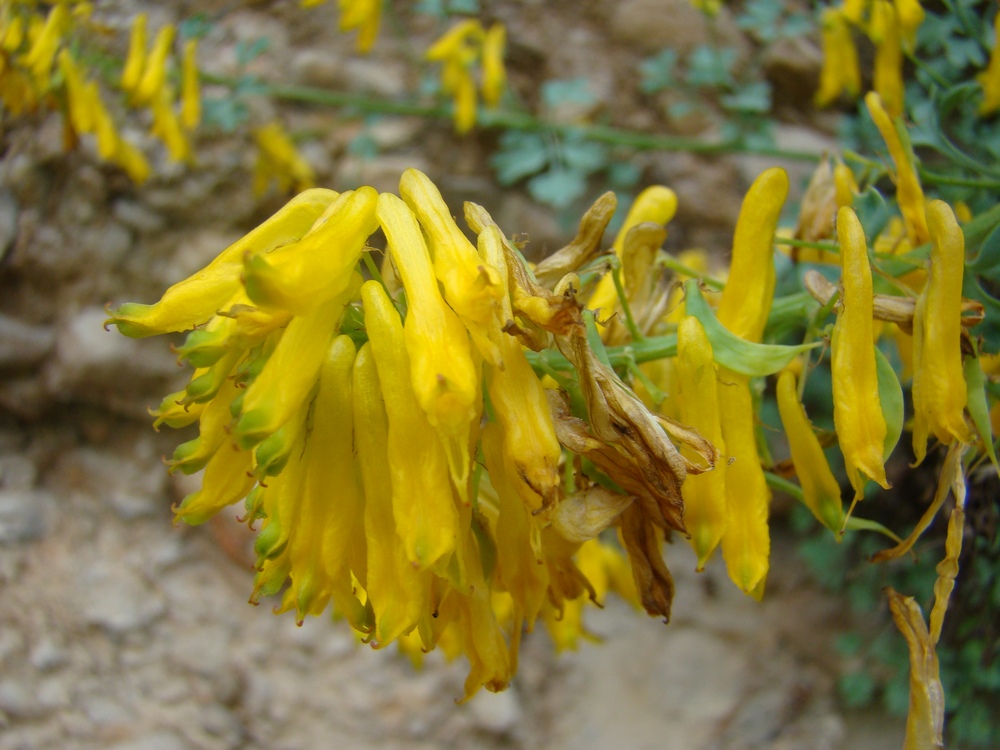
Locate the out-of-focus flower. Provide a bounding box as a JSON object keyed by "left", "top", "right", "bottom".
{"left": 689, "top": 0, "right": 721, "bottom": 14}
{"left": 426, "top": 20, "right": 507, "bottom": 133}
{"left": 151, "top": 85, "right": 192, "bottom": 163}
{"left": 22, "top": 2, "right": 68, "bottom": 80}
{"left": 133, "top": 23, "right": 174, "bottom": 106}
{"left": 816, "top": 7, "right": 860, "bottom": 107}
{"left": 866, "top": 92, "right": 929, "bottom": 246}
{"left": 120, "top": 12, "right": 147, "bottom": 94}
{"left": 870, "top": 0, "right": 904, "bottom": 118}
{"left": 180, "top": 39, "right": 200, "bottom": 130}
{"left": 253, "top": 122, "right": 316, "bottom": 196}
{"left": 979, "top": 11, "right": 1000, "bottom": 115}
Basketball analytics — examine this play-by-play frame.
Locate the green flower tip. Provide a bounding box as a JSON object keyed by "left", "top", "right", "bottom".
{"left": 234, "top": 409, "right": 273, "bottom": 451}
{"left": 104, "top": 302, "right": 159, "bottom": 338}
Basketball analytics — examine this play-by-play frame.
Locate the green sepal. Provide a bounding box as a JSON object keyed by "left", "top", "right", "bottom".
{"left": 683, "top": 280, "right": 820, "bottom": 377}
{"left": 174, "top": 327, "right": 232, "bottom": 368}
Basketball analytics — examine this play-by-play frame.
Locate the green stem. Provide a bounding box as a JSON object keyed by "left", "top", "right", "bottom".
{"left": 764, "top": 471, "right": 805, "bottom": 502}
{"left": 658, "top": 255, "right": 725, "bottom": 289}
{"left": 206, "top": 75, "right": 822, "bottom": 161}
{"left": 775, "top": 236, "right": 840, "bottom": 254}
{"left": 608, "top": 257, "right": 644, "bottom": 341}
{"left": 917, "top": 169, "right": 1000, "bottom": 191}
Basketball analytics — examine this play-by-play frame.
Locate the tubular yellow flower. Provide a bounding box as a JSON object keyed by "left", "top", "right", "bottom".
{"left": 338, "top": 0, "right": 381, "bottom": 54}
{"left": 1, "top": 15, "right": 25, "bottom": 52}
{"left": 180, "top": 39, "right": 200, "bottom": 130}
{"left": 866, "top": 92, "right": 929, "bottom": 246}
{"left": 106, "top": 188, "right": 338, "bottom": 336}
{"left": 252, "top": 122, "right": 316, "bottom": 196}
{"left": 134, "top": 23, "right": 175, "bottom": 106}
{"left": 361, "top": 280, "right": 459, "bottom": 571}
{"left": 478, "top": 223, "right": 563, "bottom": 511}
{"left": 718, "top": 373, "right": 771, "bottom": 599}
{"left": 832, "top": 206, "right": 890, "bottom": 499}
{"left": 120, "top": 13, "right": 147, "bottom": 94}
{"left": 234, "top": 274, "right": 361, "bottom": 447}
{"left": 894, "top": 0, "right": 924, "bottom": 51}
{"left": 285, "top": 335, "right": 369, "bottom": 629}
{"left": 815, "top": 7, "right": 861, "bottom": 107}
{"left": 776, "top": 370, "right": 846, "bottom": 535}
{"left": 377, "top": 191, "right": 479, "bottom": 497}
{"left": 871, "top": 1, "right": 904, "bottom": 118}
{"left": 717, "top": 167, "right": 788, "bottom": 342}
{"left": 398, "top": 168, "right": 504, "bottom": 362}
{"left": 675, "top": 316, "right": 727, "bottom": 569}
{"left": 150, "top": 86, "right": 192, "bottom": 164}
{"left": 979, "top": 11, "right": 1000, "bottom": 115}
{"left": 481, "top": 23, "right": 506, "bottom": 108}
{"left": 22, "top": 3, "right": 67, "bottom": 80}
{"left": 353, "top": 343, "right": 433, "bottom": 646}
{"left": 243, "top": 187, "right": 377, "bottom": 314}
{"left": 911, "top": 201, "right": 972, "bottom": 463}
{"left": 58, "top": 50, "right": 91, "bottom": 135}
{"left": 588, "top": 185, "right": 678, "bottom": 319}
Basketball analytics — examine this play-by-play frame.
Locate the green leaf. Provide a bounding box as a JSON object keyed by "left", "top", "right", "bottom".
{"left": 541, "top": 78, "right": 596, "bottom": 108}
{"left": 838, "top": 670, "right": 877, "bottom": 708}
{"left": 963, "top": 267, "right": 1000, "bottom": 354}
{"left": 720, "top": 81, "right": 772, "bottom": 113}
{"left": 528, "top": 167, "right": 587, "bottom": 209}
{"left": 179, "top": 14, "right": 212, "bottom": 41}
{"left": 560, "top": 135, "right": 608, "bottom": 174}
{"left": 874, "top": 346, "right": 903, "bottom": 460}
{"left": 968, "top": 222, "right": 1000, "bottom": 283}
{"left": 639, "top": 49, "right": 678, "bottom": 94}
{"left": 683, "top": 280, "right": 821, "bottom": 377}
{"left": 490, "top": 132, "right": 549, "bottom": 185}
{"left": 235, "top": 37, "right": 270, "bottom": 67}
{"left": 685, "top": 45, "right": 736, "bottom": 88}
{"left": 964, "top": 348, "right": 999, "bottom": 470}
{"left": 852, "top": 187, "right": 891, "bottom": 245}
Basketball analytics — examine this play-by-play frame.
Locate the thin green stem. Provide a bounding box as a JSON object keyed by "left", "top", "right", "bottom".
{"left": 204, "top": 74, "right": 822, "bottom": 161}
{"left": 658, "top": 255, "right": 725, "bottom": 289}
{"left": 622, "top": 349, "right": 667, "bottom": 405}
{"left": 917, "top": 169, "right": 1000, "bottom": 191}
{"left": 775, "top": 236, "right": 840, "bottom": 254}
{"left": 608, "top": 257, "right": 644, "bottom": 341}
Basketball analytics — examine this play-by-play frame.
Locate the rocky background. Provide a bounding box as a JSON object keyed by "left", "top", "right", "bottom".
{"left": 0, "top": 1, "right": 907, "bottom": 748}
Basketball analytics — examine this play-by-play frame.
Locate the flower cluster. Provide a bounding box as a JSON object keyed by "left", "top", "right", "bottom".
{"left": 426, "top": 19, "right": 507, "bottom": 133}
{"left": 816, "top": 0, "right": 925, "bottom": 115}
{"left": 108, "top": 146, "right": 992, "bottom": 717}
{"left": 0, "top": 2, "right": 201, "bottom": 182}
{"left": 301, "top": 0, "right": 382, "bottom": 54}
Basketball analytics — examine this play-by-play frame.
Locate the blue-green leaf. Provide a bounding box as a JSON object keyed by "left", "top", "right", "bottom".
{"left": 683, "top": 280, "right": 820, "bottom": 377}
{"left": 874, "top": 346, "right": 903, "bottom": 460}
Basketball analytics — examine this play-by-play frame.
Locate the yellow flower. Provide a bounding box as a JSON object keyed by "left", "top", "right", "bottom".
{"left": 776, "top": 370, "right": 846, "bottom": 535}
{"left": 361, "top": 280, "right": 460, "bottom": 571}
{"left": 353, "top": 342, "right": 434, "bottom": 646}
{"left": 815, "top": 7, "right": 860, "bottom": 107}
{"left": 979, "top": 11, "right": 1000, "bottom": 115}
{"left": 338, "top": 0, "right": 381, "bottom": 54}
{"left": 106, "top": 188, "right": 339, "bottom": 336}
{"left": 180, "top": 39, "right": 200, "bottom": 130}
{"left": 376, "top": 190, "right": 480, "bottom": 499}
{"left": 253, "top": 122, "right": 316, "bottom": 196}
{"left": 866, "top": 92, "right": 929, "bottom": 246}
{"left": 675, "top": 316, "right": 727, "bottom": 569}
{"left": 911, "top": 201, "right": 972, "bottom": 462}
{"left": 870, "top": 0, "right": 904, "bottom": 118}
{"left": 894, "top": 0, "right": 924, "bottom": 51}
{"left": 22, "top": 3, "right": 68, "bottom": 80}
{"left": 120, "top": 13, "right": 147, "bottom": 94}
{"left": 426, "top": 20, "right": 507, "bottom": 133}
{"left": 133, "top": 23, "right": 175, "bottom": 107}
{"left": 150, "top": 85, "right": 192, "bottom": 163}
{"left": 831, "top": 206, "right": 890, "bottom": 499}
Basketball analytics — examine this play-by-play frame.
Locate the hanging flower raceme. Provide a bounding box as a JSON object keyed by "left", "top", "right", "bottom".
{"left": 252, "top": 122, "right": 317, "bottom": 196}
{"left": 426, "top": 19, "right": 508, "bottom": 133}
{"left": 107, "top": 169, "right": 700, "bottom": 699}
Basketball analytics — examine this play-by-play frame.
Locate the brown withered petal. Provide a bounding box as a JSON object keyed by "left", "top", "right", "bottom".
{"left": 465, "top": 202, "right": 585, "bottom": 342}
{"left": 546, "top": 364, "right": 687, "bottom": 535}
{"left": 803, "top": 269, "right": 984, "bottom": 334}
{"left": 533, "top": 191, "right": 618, "bottom": 288}
{"left": 654, "top": 414, "right": 718, "bottom": 474}
{"left": 551, "top": 486, "right": 634, "bottom": 544}
{"left": 795, "top": 157, "right": 837, "bottom": 244}
{"left": 620, "top": 502, "right": 675, "bottom": 622}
